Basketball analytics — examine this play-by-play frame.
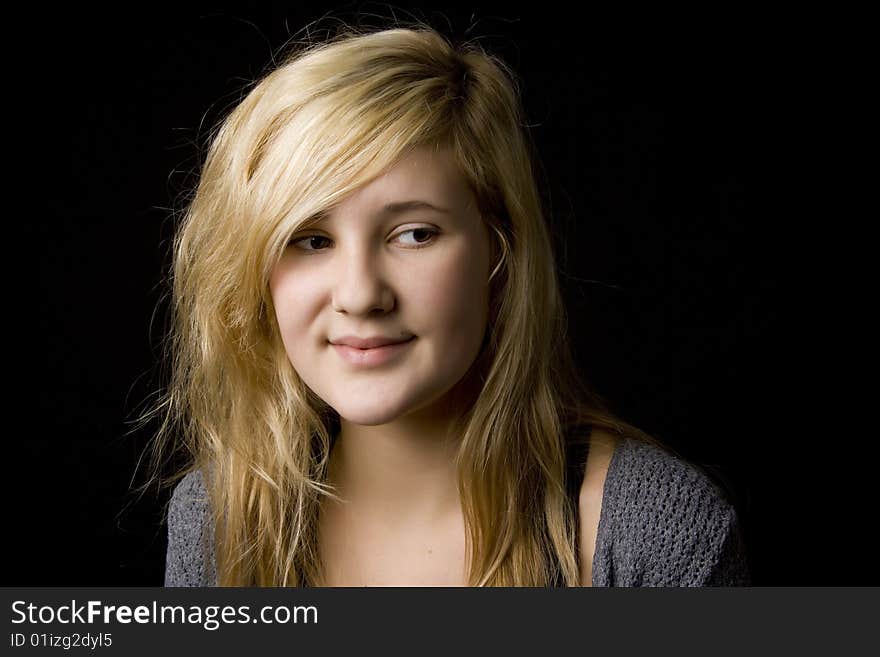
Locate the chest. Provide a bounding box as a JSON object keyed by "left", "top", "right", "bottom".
{"left": 317, "top": 505, "right": 469, "bottom": 587}
{"left": 315, "top": 507, "right": 601, "bottom": 587}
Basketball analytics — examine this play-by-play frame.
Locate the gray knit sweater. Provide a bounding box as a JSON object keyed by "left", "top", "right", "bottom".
{"left": 164, "top": 436, "right": 751, "bottom": 586}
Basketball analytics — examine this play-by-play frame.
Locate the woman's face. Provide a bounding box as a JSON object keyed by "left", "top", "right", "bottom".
{"left": 269, "top": 146, "right": 492, "bottom": 426}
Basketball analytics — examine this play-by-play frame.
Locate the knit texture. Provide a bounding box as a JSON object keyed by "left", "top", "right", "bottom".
{"left": 163, "top": 468, "right": 216, "bottom": 587}
{"left": 164, "top": 435, "right": 750, "bottom": 586}
{"left": 591, "top": 436, "right": 750, "bottom": 586}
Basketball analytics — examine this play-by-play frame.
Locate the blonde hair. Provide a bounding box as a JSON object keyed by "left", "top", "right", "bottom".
{"left": 139, "top": 19, "right": 667, "bottom": 586}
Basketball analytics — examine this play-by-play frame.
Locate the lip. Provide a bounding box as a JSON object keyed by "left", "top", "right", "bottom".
{"left": 330, "top": 335, "right": 414, "bottom": 349}
{"left": 330, "top": 336, "right": 415, "bottom": 367}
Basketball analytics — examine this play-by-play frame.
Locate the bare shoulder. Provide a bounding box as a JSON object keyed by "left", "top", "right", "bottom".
{"left": 577, "top": 428, "right": 621, "bottom": 586}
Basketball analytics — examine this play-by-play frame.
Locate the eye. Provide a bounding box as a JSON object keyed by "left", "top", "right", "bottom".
{"left": 394, "top": 227, "right": 438, "bottom": 248}
{"left": 288, "top": 235, "right": 332, "bottom": 252}
{"left": 287, "top": 227, "right": 439, "bottom": 252}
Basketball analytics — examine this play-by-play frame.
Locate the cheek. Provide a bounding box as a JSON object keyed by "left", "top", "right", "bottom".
{"left": 414, "top": 246, "right": 489, "bottom": 343}
{"left": 269, "top": 266, "right": 322, "bottom": 351}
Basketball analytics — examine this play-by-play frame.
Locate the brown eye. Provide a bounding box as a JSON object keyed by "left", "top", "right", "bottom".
{"left": 290, "top": 235, "right": 332, "bottom": 251}
{"left": 396, "top": 227, "right": 438, "bottom": 248}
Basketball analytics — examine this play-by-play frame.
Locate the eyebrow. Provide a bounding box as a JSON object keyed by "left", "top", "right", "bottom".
{"left": 379, "top": 200, "right": 451, "bottom": 216}
{"left": 304, "top": 200, "right": 451, "bottom": 228}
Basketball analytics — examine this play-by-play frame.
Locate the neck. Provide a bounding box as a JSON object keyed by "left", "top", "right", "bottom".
{"left": 326, "top": 367, "right": 482, "bottom": 523}
{"left": 329, "top": 418, "right": 460, "bottom": 523}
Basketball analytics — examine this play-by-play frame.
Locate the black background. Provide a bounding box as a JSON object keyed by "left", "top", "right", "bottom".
{"left": 13, "top": 3, "right": 860, "bottom": 585}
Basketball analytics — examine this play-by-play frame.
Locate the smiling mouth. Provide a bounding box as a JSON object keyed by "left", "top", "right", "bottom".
{"left": 330, "top": 336, "right": 415, "bottom": 367}
{"left": 330, "top": 334, "right": 415, "bottom": 349}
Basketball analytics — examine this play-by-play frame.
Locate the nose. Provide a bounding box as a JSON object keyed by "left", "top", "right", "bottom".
{"left": 330, "top": 244, "right": 395, "bottom": 316}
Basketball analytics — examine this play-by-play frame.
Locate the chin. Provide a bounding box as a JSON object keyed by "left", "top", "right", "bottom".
{"left": 333, "top": 408, "right": 406, "bottom": 427}
{"left": 327, "top": 395, "right": 410, "bottom": 426}
{"left": 330, "top": 386, "right": 446, "bottom": 426}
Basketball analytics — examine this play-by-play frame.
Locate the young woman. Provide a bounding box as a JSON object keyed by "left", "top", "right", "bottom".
{"left": 150, "top": 21, "right": 750, "bottom": 587}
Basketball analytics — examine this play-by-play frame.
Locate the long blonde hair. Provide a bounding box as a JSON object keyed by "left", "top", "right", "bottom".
{"left": 139, "top": 20, "right": 667, "bottom": 586}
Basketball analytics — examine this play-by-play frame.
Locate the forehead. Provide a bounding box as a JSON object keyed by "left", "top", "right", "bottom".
{"left": 329, "top": 147, "right": 475, "bottom": 216}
